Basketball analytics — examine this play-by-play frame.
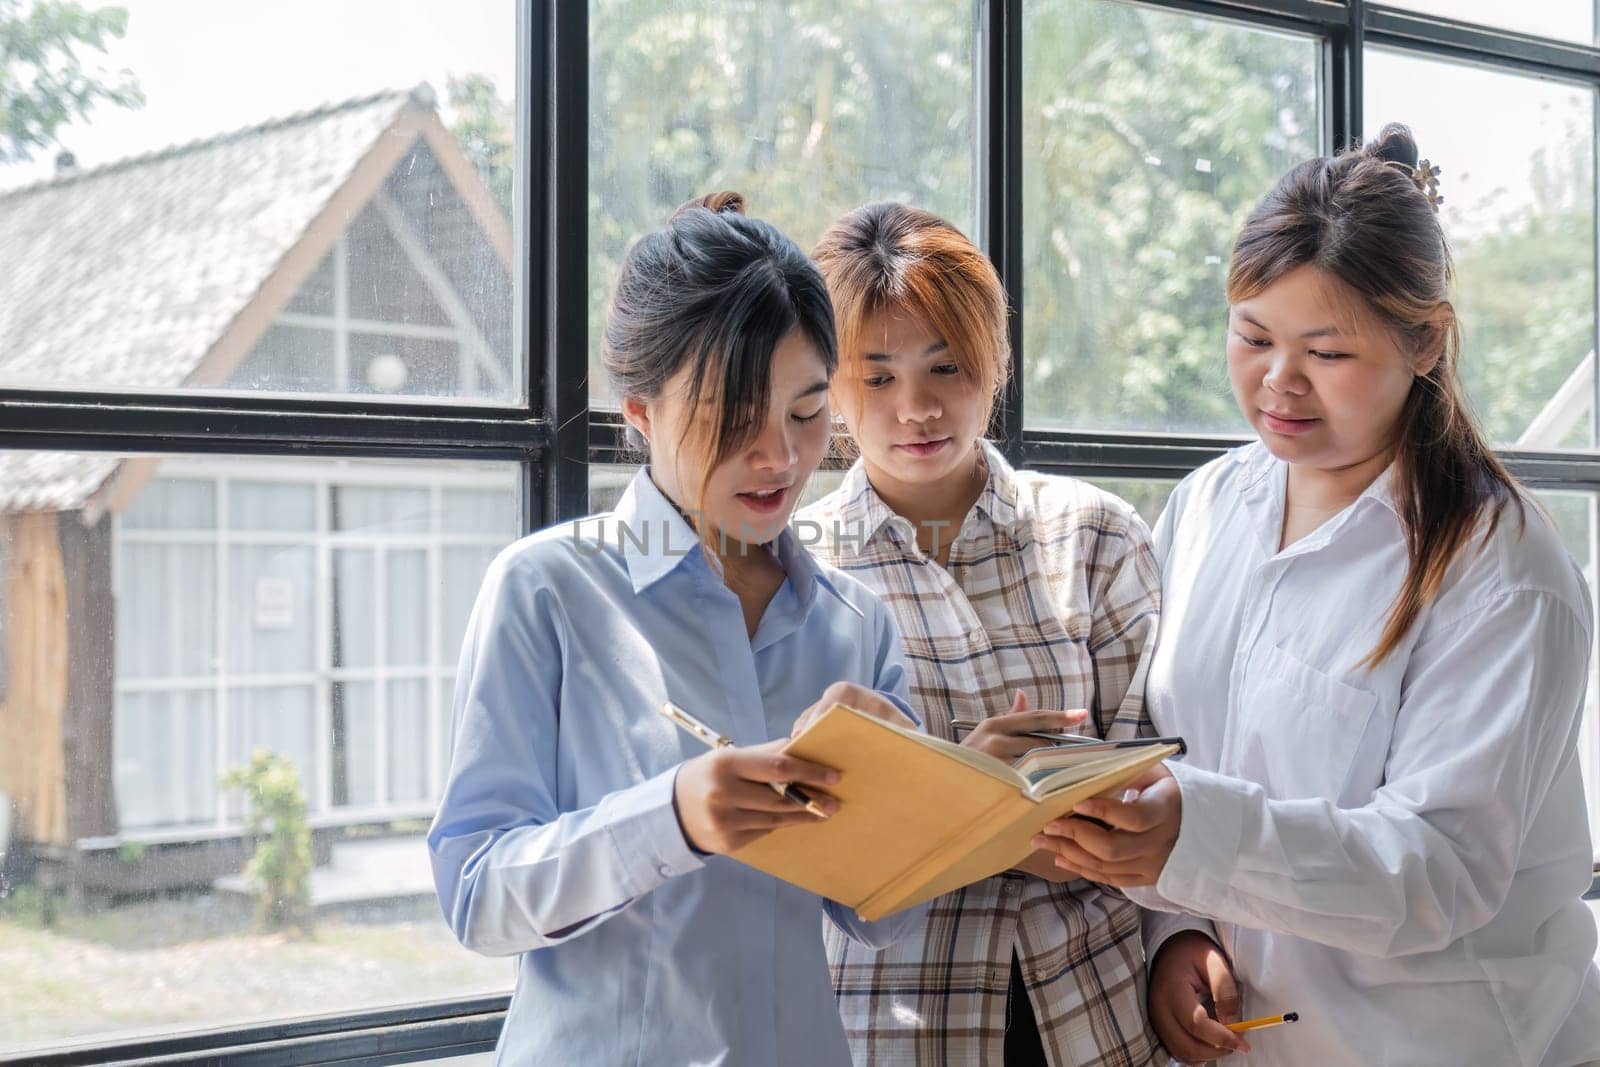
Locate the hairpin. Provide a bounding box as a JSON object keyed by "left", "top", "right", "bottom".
{"left": 1385, "top": 158, "right": 1444, "bottom": 211}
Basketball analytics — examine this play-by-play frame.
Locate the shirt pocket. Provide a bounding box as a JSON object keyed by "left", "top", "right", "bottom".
{"left": 1230, "top": 643, "right": 1378, "bottom": 802}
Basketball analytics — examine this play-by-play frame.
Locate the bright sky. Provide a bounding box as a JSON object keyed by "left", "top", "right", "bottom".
{"left": 0, "top": 0, "right": 515, "bottom": 190}
{"left": 1397, "top": 0, "right": 1592, "bottom": 44}
{"left": 1365, "top": 45, "right": 1592, "bottom": 240}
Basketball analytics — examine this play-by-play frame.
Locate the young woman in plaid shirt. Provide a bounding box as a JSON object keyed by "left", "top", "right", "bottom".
{"left": 797, "top": 202, "right": 1165, "bottom": 1066}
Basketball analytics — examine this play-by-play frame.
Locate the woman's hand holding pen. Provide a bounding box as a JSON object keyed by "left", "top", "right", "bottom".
{"left": 673, "top": 739, "right": 842, "bottom": 855}
{"left": 1148, "top": 931, "right": 1250, "bottom": 1061}
{"left": 960, "top": 690, "right": 1089, "bottom": 761}
{"left": 1031, "top": 762, "right": 1181, "bottom": 887}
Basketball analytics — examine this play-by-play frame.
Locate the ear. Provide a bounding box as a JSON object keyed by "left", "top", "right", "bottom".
{"left": 1413, "top": 307, "right": 1453, "bottom": 378}
{"left": 620, "top": 393, "right": 652, "bottom": 446}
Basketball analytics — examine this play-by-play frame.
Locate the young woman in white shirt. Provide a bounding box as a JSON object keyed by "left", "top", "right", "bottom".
{"left": 1033, "top": 125, "right": 1600, "bottom": 1066}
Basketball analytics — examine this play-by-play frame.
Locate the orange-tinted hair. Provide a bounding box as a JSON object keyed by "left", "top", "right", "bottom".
{"left": 812, "top": 203, "right": 1009, "bottom": 431}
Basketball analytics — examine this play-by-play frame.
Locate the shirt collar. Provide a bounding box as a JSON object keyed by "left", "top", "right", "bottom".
{"left": 614, "top": 467, "right": 860, "bottom": 616}
{"left": 1237, "top": 440, "right": 1401, "bottom": 555}
{"left": 612, "top": 468, "right": 707, "bottom": 594}
{"left": 833, "top": 438, "right": 1024, "bottom": 551}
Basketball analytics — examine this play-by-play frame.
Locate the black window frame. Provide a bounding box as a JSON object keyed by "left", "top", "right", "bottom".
{"left": 6, "top": 1, "right": 1600, "bottom": 1062}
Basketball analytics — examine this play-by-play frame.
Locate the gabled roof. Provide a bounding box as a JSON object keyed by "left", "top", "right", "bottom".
{"left": 0, "top": 86, "right": 509, "bottom": 517}
{"left": 0, "top": 90, "right": 415, "bottom": 391}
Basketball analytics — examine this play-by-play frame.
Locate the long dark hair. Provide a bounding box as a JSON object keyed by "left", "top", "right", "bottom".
{"left": 1228, "top": 124, "right": 1522, "bottom": 668}
{"left": 603, "top": 191, "right": 837, "bottom": 515}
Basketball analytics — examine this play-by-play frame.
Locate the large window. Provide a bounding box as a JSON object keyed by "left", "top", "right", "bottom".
{"left": 3, "top": 0, "right": 1600, "bottom": 1061}
{"left": 1022, "top": 0, "right": 1320, "bottom": 432}
{"left": 588, "top": 0, "right": 978, "bottom": 404}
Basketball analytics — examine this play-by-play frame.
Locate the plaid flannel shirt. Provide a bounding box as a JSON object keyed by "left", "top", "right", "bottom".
{"left": 797, "top": 442, "right": 1164, "bottom": 1066}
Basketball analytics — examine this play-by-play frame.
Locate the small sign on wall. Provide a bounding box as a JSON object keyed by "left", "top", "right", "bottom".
{"left": 254, "top": 577, "right": 295, "bottom": 630}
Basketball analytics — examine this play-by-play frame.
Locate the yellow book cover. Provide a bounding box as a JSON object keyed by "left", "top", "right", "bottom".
{"left": 731, "top": 704, "right": 1181, "bottom": 921}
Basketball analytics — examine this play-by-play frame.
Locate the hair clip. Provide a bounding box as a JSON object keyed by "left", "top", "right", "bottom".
{"left": 1385, "top": 158, "right": 1444, "bottom": 212}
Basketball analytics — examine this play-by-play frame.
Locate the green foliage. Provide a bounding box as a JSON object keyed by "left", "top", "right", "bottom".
{"left": 0, "top": 0, "right": 143, "bottom": 164}
{"left": 0, "top": 883, "right": 57, "bottom": 927}
{"left": 447, "top": 72, "right": 513, "bottom": 218}
{"left": 115, "top": 839, "right": 148, "bottom": 864}
{"left": 447, "top": 0, "right": 1591, "bottom": 447}
{"left": 220, "top": 749, "right": 314, "bottom": 934}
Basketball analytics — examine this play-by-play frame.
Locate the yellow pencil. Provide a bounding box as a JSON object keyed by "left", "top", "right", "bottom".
{"left": 1226, "top": 1011, "right": 1299, "bottom": 1034}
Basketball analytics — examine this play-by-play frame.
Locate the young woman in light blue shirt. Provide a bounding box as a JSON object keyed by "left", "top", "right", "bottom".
{"left": 428, "top": 191, "right": 923, "bottom": 1066}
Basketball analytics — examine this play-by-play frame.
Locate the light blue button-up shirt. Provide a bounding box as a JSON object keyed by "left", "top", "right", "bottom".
{"left": 429, "top": 469, "right": 924, "bottom": 1066}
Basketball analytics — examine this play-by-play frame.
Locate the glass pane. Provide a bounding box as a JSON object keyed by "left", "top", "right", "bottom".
{"left": 335, "top": 486, "right": 431, "bottom": 534}
{"left": 387, "top": 549, "right": 429, "bottom": 664}
{"left": 0, "top": 451, "right": 517, "bottom": 1056}
{"left": 441, "top": 546, "right": 497, "bottom": 660}
{"left": 229, "top": 481, "right": 317, "bottom": 532}
{"left": 334, "top": 549, "right": 378, "bottom": 669}
{"left": 341, "top": 680, "right": 379, "bottom": 807}
{"left": 0, "top": 2, "right": 520, "bottom": 404}
{"left": 1367, "top": 51, "right": 1596, "bottom": 450}
{"left": 224, "top": 324, "right": 337, "bottom": 394}
{"left": 122, "top": 479, "right": 216, "bottom": 529}
{"left": 114, "top": 689, "right": 217, "bottom": 829}
{"left": 388, "top": 678, "right": 431, "bottom": 804}
{"left": 1387, "top": 0, "right": 1593, "bottom": 45}
{"left": 228, "top": 545, "right": 316, "bottom": 675}
{"left": 228, "top": 685, "right": 318, "bottom": 807}
{"left": 590, "top": 0, "right": 977, "bottom": 404}
{"left": 589, "top": 463, "right": 635, "bottom": 513}
{"left": 442, "top": 487, "right": 518, "bottom": 534}
{"left": 116, "top": 543, "right": 216, "bottom": 679}
{"left": 1022, "top": 0, "right": 1319, "bottom": 432}
{"left": 1082, "top": 477, "right": 1180, "bottom": 529}
{"left": 800, "top": 468, "right": 847, "bottom": 509}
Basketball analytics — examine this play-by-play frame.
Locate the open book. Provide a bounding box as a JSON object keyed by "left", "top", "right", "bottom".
{"left": 731, "top": 704, "right": 1182, "bottom": 922}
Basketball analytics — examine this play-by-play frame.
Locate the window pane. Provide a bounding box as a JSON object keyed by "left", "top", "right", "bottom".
{"left": 334, "top": 549, "right": 378, "bottom": 669}
{"left": 388, "top": 678, "right": 432, "bottom": 804}
{"left": 1387, "top": 0, "right": 1593, "bottom": 45}
{"left": 590, "top": 0, "right": 977, "bottom": 403}
{"left": 387, "top": 549, "right": 430, "bottom": 664}
{"left": 229, "top": 545, "right": 316, "bottom": 675}
{"left": 589, "top": 463, "right": 635, "bottom": 514}
{"left": 115, "top": 689, "right": 218, "bottom": 829}
{"left": 442, "top": 487, "right": 518, "bottom": 534}
{"left": 0, "top": 452, "right": 517, "bottom": 1056}
{"left": 122, "top": 479, "right": 216, "bottom": 530}
{"left": 116, "top": 542, "right": 216, "bottom": 679}
{"left": 228, "top": 684, "right": 318, "bottom": 808}
{"left": 341, "top": 680, "right": 379, "bottom": 807}
{"left": 0, "top": 2, "right": 519, "bottom": 404}
{"left": 1367, "top": 52, "right": 1596, "bottom": 450}
{"left": 441, "top": 546, "right": 497, "bottom": 662}
{"left": 335, "top": 486, "right": 431, "bottom": 534}
{"left": 1022, "top": 0, "right": 1319, "bottom": 432}
{"left": 229, "top": 481, "right": 317, "bottom": 532}
{"left": 1082, "top": 477, "right": 1180, "bottom": 529}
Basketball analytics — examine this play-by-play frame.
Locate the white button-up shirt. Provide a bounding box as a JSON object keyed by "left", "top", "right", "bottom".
{"left": 1132, "top": 443, "right": 1600, "bottom": 1066}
